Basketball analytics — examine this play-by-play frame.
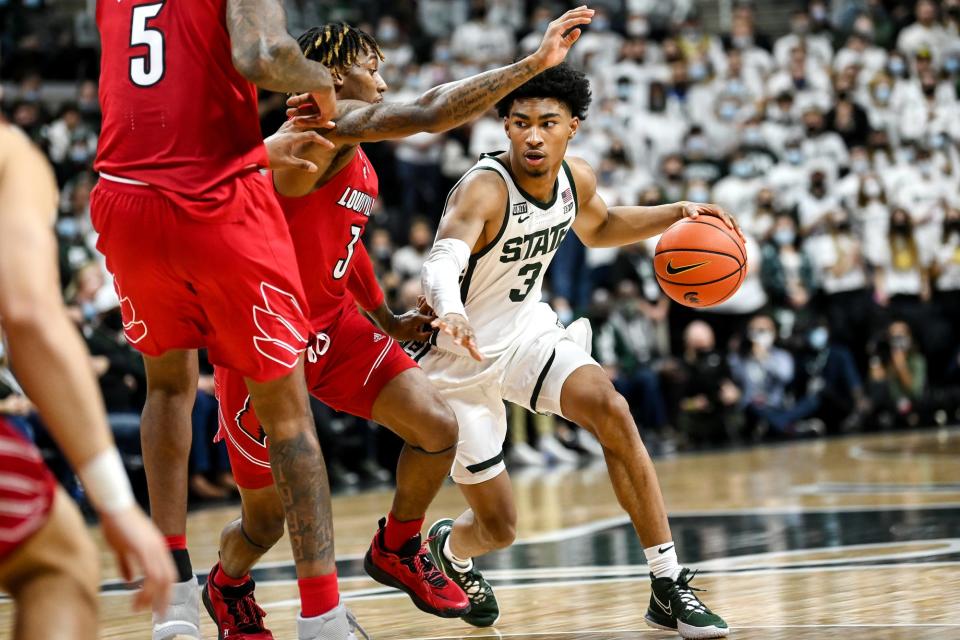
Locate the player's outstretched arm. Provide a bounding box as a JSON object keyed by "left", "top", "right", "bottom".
{"left": 227, "top": 0, "right": 336, "bottom": 116}
{"left": 303, "top": 6, "right": 593, "bottom": 144}
{"left": 0, "top": 126, "right": 174, "bottom": 614}
{"left": 569, "top": 157, "right": 742, "bottom": 248}
{"left": 422, "top": 171, "right": 506, "bottom": 361}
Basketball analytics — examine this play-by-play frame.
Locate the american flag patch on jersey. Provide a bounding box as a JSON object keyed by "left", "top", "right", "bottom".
{"left": 562, "top": 187, "right": 573, "bottom": 204}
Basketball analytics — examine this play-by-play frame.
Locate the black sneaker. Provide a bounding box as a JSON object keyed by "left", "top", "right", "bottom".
{"left": 645, "top": 568, "right": 729, "bottom": 639}
{"left": 427, "top": 518, "right": 500, "bottom": 627}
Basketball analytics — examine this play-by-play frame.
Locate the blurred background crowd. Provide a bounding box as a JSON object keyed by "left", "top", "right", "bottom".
{"left": 1, "top": 0, "right": 959, "bottom": 508}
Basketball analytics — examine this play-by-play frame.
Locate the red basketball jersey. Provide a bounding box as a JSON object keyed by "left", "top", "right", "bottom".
{"left": 274, "top": 147, "right": 380, "bottom": 328}
{"left": 94, "top": 0, "right": 267, "bottom": 219}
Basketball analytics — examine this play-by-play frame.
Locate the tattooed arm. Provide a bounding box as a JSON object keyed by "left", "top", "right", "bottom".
{"left": 226, "top": 0, "right": 335, "bottom": 113}
{"left": 327, "top": 6, "right": 593, "bottom": 143}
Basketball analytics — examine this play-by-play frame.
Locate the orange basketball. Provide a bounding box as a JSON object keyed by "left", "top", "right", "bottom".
{"left": 654, "top": 216, "right": 747, "bottom": 308}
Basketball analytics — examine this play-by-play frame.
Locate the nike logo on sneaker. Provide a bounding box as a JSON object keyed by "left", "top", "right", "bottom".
{"left": 652, "top": 590, "right": 672, "bottom": 615}
{"left": 665, "top": 260, "right": 709, "bottom": 275}
{"left": 658, "top": 544, "right": 674, "bottom": 554}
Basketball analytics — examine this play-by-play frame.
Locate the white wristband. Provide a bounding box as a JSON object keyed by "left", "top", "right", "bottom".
{"left": 77, "top": 448, "right": 135, "bottom": 515}
{"left": 422, "top": 237, "right": 471, "bottom": 319}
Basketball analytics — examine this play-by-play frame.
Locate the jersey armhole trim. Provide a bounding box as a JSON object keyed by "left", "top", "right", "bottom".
{"left": 561, "top": 160, "right": 579, "bottom": 217}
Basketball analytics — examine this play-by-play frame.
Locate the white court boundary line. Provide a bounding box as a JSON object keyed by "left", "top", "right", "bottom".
{"left": 247, "top": 560, "right": 960, "bottom": 610}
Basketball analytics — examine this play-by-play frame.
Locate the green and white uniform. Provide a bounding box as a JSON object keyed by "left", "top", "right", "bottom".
{"left": 406, "top": 152, "right": 599, "bottom": 484}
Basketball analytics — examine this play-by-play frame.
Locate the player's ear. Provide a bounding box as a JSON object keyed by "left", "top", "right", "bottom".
{"left": 568, "top": 117, "right": 580, "bottom": 140}
{"left": 330, "top": 67, "right": 345, "bottom": 88}
{"left": 503, "top": 116, "right": 510, "bottom": 136}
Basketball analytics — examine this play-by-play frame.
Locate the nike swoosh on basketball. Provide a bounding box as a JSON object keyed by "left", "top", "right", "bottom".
{"left": 665, "top": 259, "right": 709, "bottom": 275}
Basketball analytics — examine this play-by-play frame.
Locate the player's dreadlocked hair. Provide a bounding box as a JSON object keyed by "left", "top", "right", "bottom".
{"left": 496, "top": 62, "right": 592, "bottom": 120}
{"left": 297, "top": 23, "right": 384, "bottom": 71}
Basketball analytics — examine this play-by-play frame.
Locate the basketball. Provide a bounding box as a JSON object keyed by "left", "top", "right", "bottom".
{"left": 654, "top": 216, "right": 747, "bottom": 308}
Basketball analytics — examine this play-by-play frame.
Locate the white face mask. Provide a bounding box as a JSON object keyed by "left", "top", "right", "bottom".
{"left": 749, "top": 329, "right": 774, "bottom": 349}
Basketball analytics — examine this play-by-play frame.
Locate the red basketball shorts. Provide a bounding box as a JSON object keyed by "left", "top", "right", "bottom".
{"left": 214, "top": 304, "right": 418, "bottom": 488}
{"left": 90, "top": 171, "right": 311, "bottom": 382}
{"left": 0, "top": 418, "right": 57, "bottom": 563}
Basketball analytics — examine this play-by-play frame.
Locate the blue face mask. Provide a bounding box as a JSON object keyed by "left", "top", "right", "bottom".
{"left": 56, "top": 217, "right": 80, "bottom": 238}
{"left": 785, "top": 148, "right": 804, "bottom": 165}
{"left": 809, "top": 327, "right": 829, "bottom": 350}
{"left": 689, "top": 62, "right": 708, "bottom": 82}
{"left": 719, "top": 102, "right": 738, "bottom": 121}
{"left": 688, "top": 189, "right": 711, "bottom": 202}
{"left": 773, "top": 228, "right": 796, "bottom": 246}
{"left": 888, "top": 59, "right": 906, "bottom": 76}
{"left": 731, "top": 160, "right": 753, "bottom": 178}
{"left": 945, "top": 57, "right": 960, "bottom": 74}
{"left": 875, "top": 84, "right": 892, "bottom": 103}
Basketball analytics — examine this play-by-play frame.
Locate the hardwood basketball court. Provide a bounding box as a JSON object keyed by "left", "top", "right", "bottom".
{"left": 2, "top": 427, "right": 958, "bottom": 639}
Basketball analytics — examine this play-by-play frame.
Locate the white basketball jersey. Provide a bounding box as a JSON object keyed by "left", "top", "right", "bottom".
{"left": 413, "top": 152, "right": 579, "bottom": 360}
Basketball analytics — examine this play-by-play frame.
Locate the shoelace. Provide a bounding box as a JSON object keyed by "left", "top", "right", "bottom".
{"left": 346, "top": 608, "right": 371, "bottom": 640}
{"left": 227, "top": 593, "right": 267, "bottom": 631}
{"left": 457, "top": 571, "right": 488, "bottom": 603}
{"left": 417, "top": 550, "right": 451, "bottom": 589}
{"left": 670, "top": 569, "right": 709, "bottom": 615}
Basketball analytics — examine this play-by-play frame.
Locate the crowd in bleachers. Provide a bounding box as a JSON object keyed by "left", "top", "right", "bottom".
{"left": 1, "top": 0, "right": 959, "bottom": 504}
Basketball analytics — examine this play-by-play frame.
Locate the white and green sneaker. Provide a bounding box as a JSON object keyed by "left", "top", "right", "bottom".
{"left": 645, "top": 568, "right": 729, "bottom": 639}
{"left": 427, "top": 519, "right": 500, "bottom": 627}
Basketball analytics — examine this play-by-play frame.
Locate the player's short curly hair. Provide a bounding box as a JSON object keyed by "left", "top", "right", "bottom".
{"left": 495, "top": 62, "right": 592, "bottom": 120}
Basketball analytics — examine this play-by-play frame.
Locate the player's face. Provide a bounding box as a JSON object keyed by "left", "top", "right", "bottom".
{"left": 504, "top": 98, "right": 579, "bottom": 178}
{"left": 338, "top": 51, "right": 387, "bottom": 104}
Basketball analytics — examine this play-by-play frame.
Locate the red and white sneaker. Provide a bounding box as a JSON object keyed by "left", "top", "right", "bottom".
{"left": 202, "top": 563, "right": 273, "bottom": 639}
{"left": 363, "top": 517, "right": 471, "bottom": 618}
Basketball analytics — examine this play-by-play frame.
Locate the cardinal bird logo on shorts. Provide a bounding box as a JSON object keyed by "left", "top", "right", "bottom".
{"left": 252, "top": 283, "right": 308, "bottom": 368}
{"left": 114, "top": 283, "right": 148, "bottom": 344}
{"left": 234, "top": 395, "right": 268, "bottom": 447}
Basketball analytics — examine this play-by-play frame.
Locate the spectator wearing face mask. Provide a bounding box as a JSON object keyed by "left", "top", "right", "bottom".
{"left": 867, "top": 320, "right": 928, "bottom": 428}
{"left": 775, "top": 9, "right": 834, "bottom": 69}
{"left": 806, "top": 209, "right": 872, "bottom": 368}
{"left": 851, "top": 172, "right": 891, "bottom": 249}
{"left": 896, "top": 148, "right": 957, "bottom": 246}
{"left": 834, "top": 18, "right": 888, "bottom": 75}
{"left": 767, "top": 138, "right": 809, "bottom": 209}
{"left": 568, "top": 5, "right": 623, "bottom": 73}
{"left": 827, "top": 92, "right": 872, "bottom": 149}
{"left": 668, "top": 320, "right": 743, "bottom": 447}
{"left": 450, "top": 2, "right": 516, "bottom": 66}
{"left": 900, "top": 66, "right": 958, "bottom": 141}
{"left": 700, "top": 234, "right": 767, "bottom": 351}
{"left": 761, "top": 213, "right": 816, "bottom": 330}
{"left": 729, "top": 314, "right": 820, "bottom": 437}
{"left": 864, "top": 72, "right": 900, "bottom": 143}
{"left": 681, "top": 126, "right": 723, "bottom": 184}
{"left": 767, "top": 45, "right": 832, "bottom": 106}
{"left": 627, "top": 82, "right": 688, "bottom": 172}
{"left": 791, "top": 319, "right": 868, "bottom": 433}
{"left": 714, "top": 150, "right": 762, "bottom": 218}
{"left": 797, "top": 170, "right": 842, "bottom": 235}
{"left": 933, "top": 208, "right": 960, "bottom": 333}
{"left": 869, "top": 207, "right": 933, "bottom": 335}
{"left": 800, "top": 104, "right": 850, "bottom": 170}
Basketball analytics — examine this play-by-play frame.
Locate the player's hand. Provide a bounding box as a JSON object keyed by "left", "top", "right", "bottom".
{"left": 286, "top": 93, "right": 338, "bottom": 130}
{"left": 100, "top": 506, "right": 175, "bottom": 615}
{"left": 310, "top": 86, "right": 338, "bottom": 124}
{"left": 264, "top": 118, "right": 334, "bottom": 172}
{"left": 679, "top": 201, "right": 744, "bottom": 242}
{"left": 432, "top": 313, "right": 483, "bottom": 361}
{"left": 531, "top": 6, "right": 594, "bottom": 69}
{"left": 416, "top": 295, "right": 436, "bottom": 317}
{"left": 386, "top": 309, "right": 436, "bottom": 342}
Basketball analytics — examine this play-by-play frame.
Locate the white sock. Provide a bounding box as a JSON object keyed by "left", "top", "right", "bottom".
{"left": 443, "top": 535, "right": 473, "bottom": 572}
{"left": 644, "top": 542, "right": 681, "bottom": 580}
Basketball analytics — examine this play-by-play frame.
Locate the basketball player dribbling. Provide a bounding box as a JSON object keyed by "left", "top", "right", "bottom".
{"left": 92, "top": 1, "right": 362, "bottom": 638}
{"left": 411, "top": 64, "right": 738, "bottom": 639}
{"left": 206, "top": 10, "right": 593, "bottom": 638}
{"left": 0, "top": 124, "right": 174, "bottom": 639}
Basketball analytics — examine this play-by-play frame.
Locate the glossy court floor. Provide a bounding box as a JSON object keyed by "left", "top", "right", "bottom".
{"left": 2, "top": 427, "right": 959, "bottom": 639}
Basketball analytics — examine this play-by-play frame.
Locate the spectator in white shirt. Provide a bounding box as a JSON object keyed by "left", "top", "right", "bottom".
{"left": 897, "top": 0, "right": 951, "bottom": 65}
{"left": 801, "top": 105, "right": 851, "bottom": 169}
{"left": 451, "top": 3, "right": 516, "bottom": 66}
{"left": 869, "top": 207, "right": 933, "bottom": 334}
{"left": 775, "top": 9, "right": 834, "bottom": 69}
{"left": 713, "top": 151, "right": 763, "bottom": 218}
{"left": 391, "top": 217, "right": 434, "bottom": 281}
{"left": 797, "top": 170, "right": 842, "bottom": 235}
